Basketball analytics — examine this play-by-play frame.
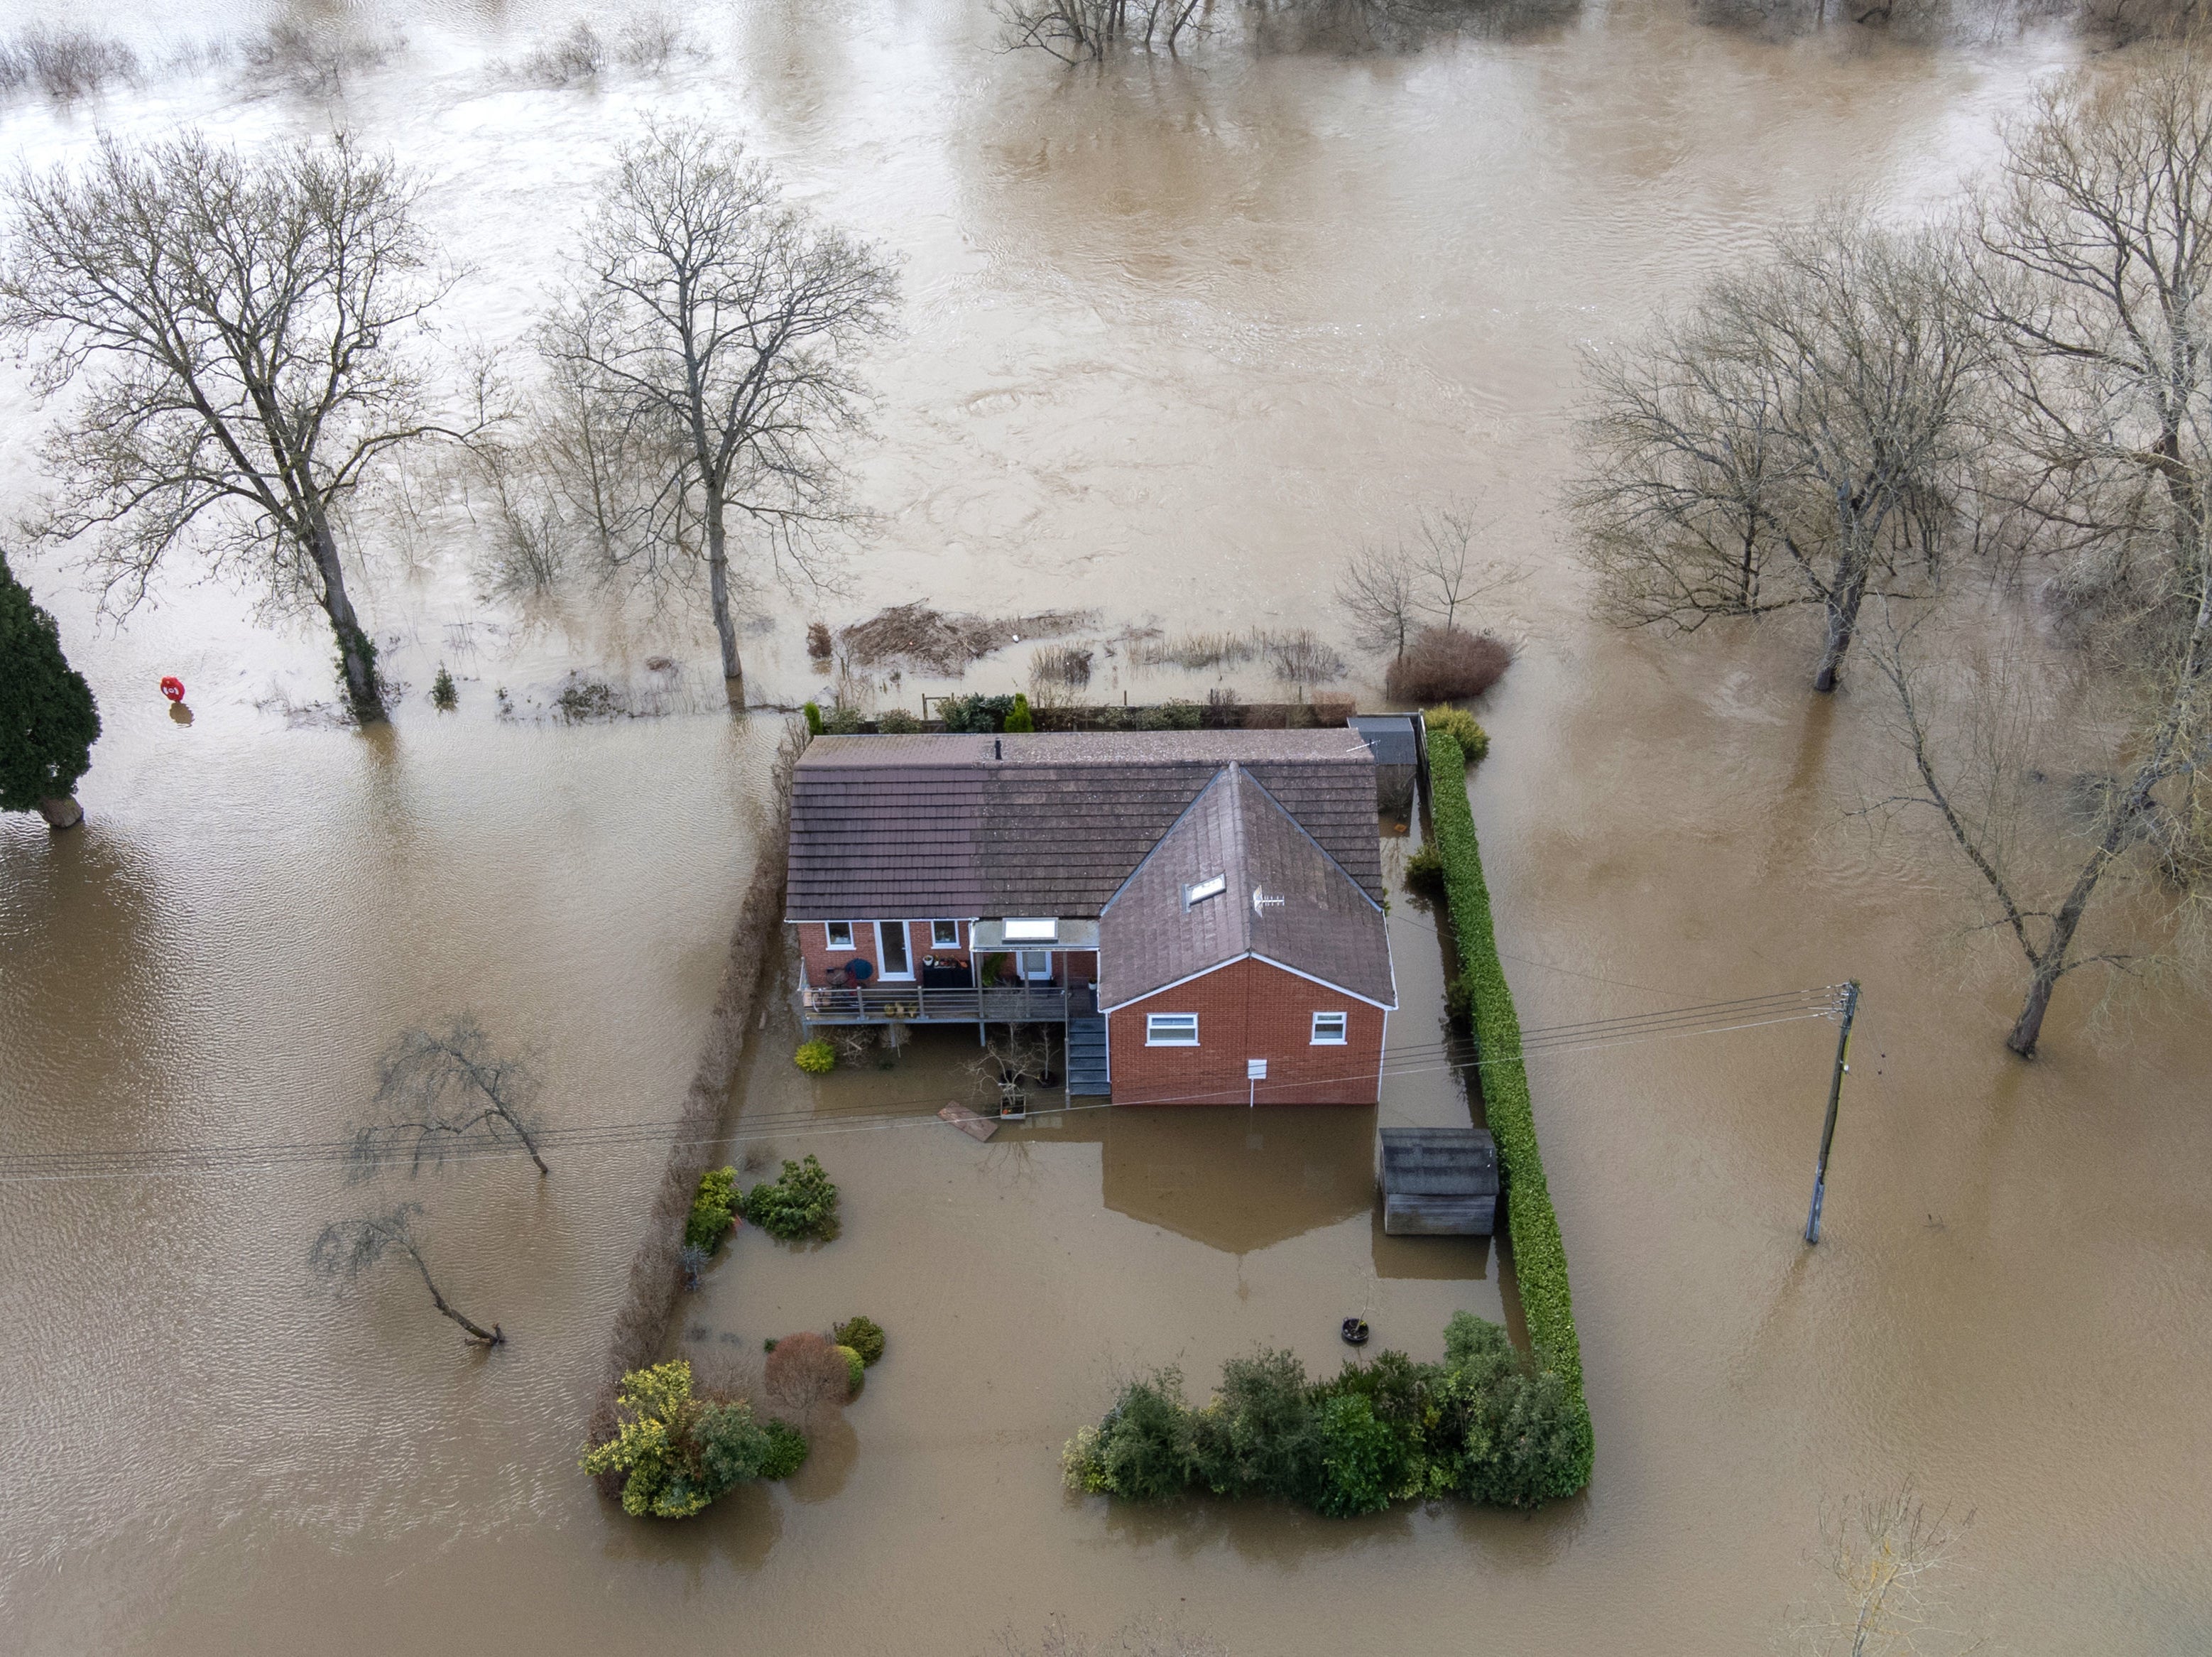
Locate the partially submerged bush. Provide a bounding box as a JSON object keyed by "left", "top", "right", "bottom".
{"left": 740, "top": 1153, "right": 840, "bottom": 1241}
{"left": 836, "top": 1343, "right": 866, "bottom": 1393}
{"left": 0, "top": 29, "right": 138, "bottom": 100}
{"left": 1062, "top": 1313, "right": 1581, "bottom": 1515}
{"left": 794, "top": 1038, "right": 836, "bottom": 1075}
{"left": 1424, "top": 702, "right": 1489, "bottom": 763}
{"left": 766, "top": 1330, "right": 856, "bottom": 1418}
{"left": 684, "top": 1166, "right": 739, "bottom": 1250}
{"left": 431, "top": 664, "right": 458, "bottom": 710}
{"left": 1402, "top": 842, "right": 1444, "bottom": 893}
{"left": 1388, "top": 626, "right": 1513, "bottom": 705}
{"left": 832, "top": 1314, "right": 886, "bottom": 1365}
{"left": 581, "top": 1361, "right": 805, "bottom": 1518}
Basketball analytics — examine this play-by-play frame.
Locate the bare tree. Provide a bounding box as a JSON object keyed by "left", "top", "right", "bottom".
{"left": 1336, "top": 540, "right": 1422, "bottom": 659}
{"left": 0, "top": 134, "right": 475, "bottom": 724}
{"left": 1407, "top": 499, "right": 1522, "bottom": 631}
{"left": 1851, "top": 53, "right": 2212, "bottom": 1058}
{"left": 546, "top": 121, "right": 898, "bottom": 697}
{"left": 310, "top": 1203, "right": 505, "bottom": 1345}
{"left": 763, "top": 1330, "right": 853, "bottom": 1425}
{"left": 998, "top": 0, "right": 1205, "bottom": 64}
{"left": 1569, "top": 214, "right": 1983, "bottom": 691}
{"left": 1785, "top": 1483, "right": 1983, "bottom": 1657}
{"left": 349, "top": 1016, "right": 551, "bottom": 1177}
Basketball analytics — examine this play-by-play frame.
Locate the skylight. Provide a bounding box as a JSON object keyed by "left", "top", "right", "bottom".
{"left": 1182, "top": 874, "right": 1227, "bottom": 910}
{"left": 1003, "top": 917, "right": 1058, "bottom": 942}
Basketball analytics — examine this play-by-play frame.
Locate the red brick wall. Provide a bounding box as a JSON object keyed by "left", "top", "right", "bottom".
{"left": 1106, "top": 957, "right": 1385, "bottom": 1106}
{"left": 796, "top": 918, "right": 971, "bottom": 984}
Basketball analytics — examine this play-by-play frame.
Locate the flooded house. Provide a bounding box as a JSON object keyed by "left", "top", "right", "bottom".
{"left": 785, "top": 731, "right": 1397, "bottom": 1104}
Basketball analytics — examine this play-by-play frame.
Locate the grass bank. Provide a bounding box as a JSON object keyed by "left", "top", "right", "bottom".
{"left": 591, "top": 724, "right": 802, "bottom": 1435}
{"left": 1426, "top": 729, "right": 1594, "bottom": 1496}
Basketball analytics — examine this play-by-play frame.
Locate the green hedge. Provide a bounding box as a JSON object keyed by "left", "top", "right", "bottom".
{"left": 1426, "top": 731, "right": 1593, "bottom": 1496}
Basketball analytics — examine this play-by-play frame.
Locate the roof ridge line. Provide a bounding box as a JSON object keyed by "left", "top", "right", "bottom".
{"left": 1236, "top": 764, "right": 1384, "bottom": 914}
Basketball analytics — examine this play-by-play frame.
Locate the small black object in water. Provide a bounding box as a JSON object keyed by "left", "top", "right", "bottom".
{"left": 1341, "top": 1318, "right": 1370, "bottom": 1346}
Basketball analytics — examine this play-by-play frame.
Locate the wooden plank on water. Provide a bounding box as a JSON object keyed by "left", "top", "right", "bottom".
{"left": 938, "top": 1103, "right": 998, "bottom": 1142}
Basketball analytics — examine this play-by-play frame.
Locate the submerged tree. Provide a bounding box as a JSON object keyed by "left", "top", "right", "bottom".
{"left": 546, "top": 121, "right": 898, "bottom": 697}
{"left": 1337, "top": 500, "right": 1521, "bottom": 662}
{"left": 0, "top": 548, "right": 100, "bottom": 828}
{"left": 1569, "top": 215, "right": 1981, "bottom": 691}
{"left": 0, "top": 134, "right": 471, "bottom": 724}
{"left": 349, "top": 1016, "right": 551, "bottom": 1178}
{"left": 1858, "top": 53, "right": 2212, "bottom": 1058}
{"left": 310, "top": 1203, "right": 504, "bottom": 1345}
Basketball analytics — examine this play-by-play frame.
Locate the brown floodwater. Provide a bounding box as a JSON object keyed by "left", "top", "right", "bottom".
{"left": 2, "top": 1, "right": 2208, "bottom": 1652}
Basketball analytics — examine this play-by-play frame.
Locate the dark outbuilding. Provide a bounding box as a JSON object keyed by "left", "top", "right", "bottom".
{"left": 1378, "top": 1126, "right": 1499, "bottom": 1236}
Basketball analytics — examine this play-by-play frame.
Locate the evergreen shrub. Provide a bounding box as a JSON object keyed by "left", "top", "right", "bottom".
{"left": 684, "top": 1166, "right": 739, "bottom": 1251}
{"left": 0, "top": 551, "right": 100, "bottom": 815}
{"left": 1062, "top": 1312, "right": 1583, "bottom": 1516}
{"left": 832, "top": 1315, "right": 886, "bottom": 1365}
{"left": 794, "top": 1039, "right": 836, "bottom": 1075}
{"left": 580, "top": 1361, "right": 805, "bottom": 1519}
{"left": 739, "top": 1153, "right": 840, "bottom": 1242}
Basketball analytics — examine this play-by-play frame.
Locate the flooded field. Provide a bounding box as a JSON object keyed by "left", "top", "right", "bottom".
{"left": 1, "top": 0, "right": 2208, "bottom": 1652}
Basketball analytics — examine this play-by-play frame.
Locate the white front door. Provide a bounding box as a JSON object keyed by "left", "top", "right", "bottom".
{"left": 876, "top": 920, "right": 913, "bottom": 980}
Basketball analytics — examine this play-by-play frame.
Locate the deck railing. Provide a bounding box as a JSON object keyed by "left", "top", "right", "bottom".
{"left": 798, "top": 983, "right": 1087, "bottom": 1025}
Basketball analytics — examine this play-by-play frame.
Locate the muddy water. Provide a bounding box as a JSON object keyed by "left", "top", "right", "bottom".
{"left": 2, "top": 1, "right": 2208, "bottom": 1652}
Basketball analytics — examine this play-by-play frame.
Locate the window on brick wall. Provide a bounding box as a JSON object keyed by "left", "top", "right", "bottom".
{"left": 1311, "top": 1011, "right": 1349, "bottom": 1045}
{"left": 826, "top": 921, "right": 855, "bottom": 950}
{"left": 931, "top": 920, "right": 960, "bottom": 947}
{"left": 1146, "top": 1013, "right": 1199, "bottom": 1046}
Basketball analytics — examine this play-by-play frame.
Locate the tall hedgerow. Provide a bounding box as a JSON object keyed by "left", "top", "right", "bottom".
{"left": 1426, "top": 729, "right": 1593, "bottom": 1496}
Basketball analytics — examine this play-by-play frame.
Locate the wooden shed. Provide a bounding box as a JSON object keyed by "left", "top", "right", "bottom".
{"left": 1378, "top": 1126, "right": 1498, "bottom": 1236}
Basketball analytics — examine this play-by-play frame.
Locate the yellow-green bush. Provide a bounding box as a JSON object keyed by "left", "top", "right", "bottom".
{"left": 795, "top": 1038, "right": 836, "bottom": 1075}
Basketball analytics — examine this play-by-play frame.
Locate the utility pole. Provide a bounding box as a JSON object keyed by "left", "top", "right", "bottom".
{"left": 1803, "top": 980, "right": 1860, "bottom": 1245}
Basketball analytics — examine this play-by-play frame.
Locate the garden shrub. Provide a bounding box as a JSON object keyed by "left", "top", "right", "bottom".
{"left": 1003, "top": 692, "right": 1035, "bottom": 732}
{"left": 1061, "top": 1312, "right": 1584, "bottom": 1516}
{"left": 1427, "top": 731, "right": 1593, "bottom": 1496}
{"left": 794, "top": 1038, "right": 836, "bottom": 1075}
{"left": 740, "top": 1153, "right": 840, "bottom": 1242}
{"left": 1315, "top": 1393, "right": 1398, "bottom": 1518}
{"left": 832, "top": 1314, "right": 886, "bottom": 1365}
{"left": 876, "top": 708, "right": 922, "bottom": 733}
{"left": 803, "top": 701, "right": 824, "bottom": 736}
{"left": 1424, "top": 702, "right": 1490, "bottom": 763}
{"left": 836, "top": 1344, "right": 866, "bottom": 1393}
{"left": 581, "top": 1361, "right": 804, "bottom": 1519}
{"left": 1135, "top": 698, "right": 1202, "bottom": 730}
{"left": 822, "top": 702, "right": 864, "bottom": 734}
{"left": 1385, "top": 626, "right": 1513, "bottom": 704}
{"left": 938, "top": 692, "right": 1016, "bottom": 733}
{"left": 1402, "top": 842, "right": 1444, "bottom": 893}
{"left": 683, "top": 1166, "right": 738, "bottom": 1251}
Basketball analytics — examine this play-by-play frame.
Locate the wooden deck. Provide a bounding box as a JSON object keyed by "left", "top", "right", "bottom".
{"left": 797, "top": 982, "right": 1096, "bottom": 1026}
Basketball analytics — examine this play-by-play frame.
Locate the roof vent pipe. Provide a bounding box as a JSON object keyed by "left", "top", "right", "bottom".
{"left": 994, "top": 738, "right": 1002, "bottom": 760}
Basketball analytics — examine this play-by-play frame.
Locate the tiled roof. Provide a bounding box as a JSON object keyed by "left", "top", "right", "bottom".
{"left": 1095, "top": 765, "right": 1396, "bottom": 1011}
{"left": 785, "top": 732, "right": 1383, "bottom": 920}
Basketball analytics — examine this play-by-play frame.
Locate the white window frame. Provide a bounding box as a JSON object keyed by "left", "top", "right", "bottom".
{"left": 1311, "top": 1011, "right": 1349, "bottom": 1045}
{"left": 931, "top": 919, "right": 961, "bottom": 947}
{"left": 874, "top": 920, "right": 915, "bottom": 981}
{"left": 1146, "top": 1013, "right": 1199, "bottom": 1046}
{"left": 825, "top": 921, "right": 855, "bottom": 951}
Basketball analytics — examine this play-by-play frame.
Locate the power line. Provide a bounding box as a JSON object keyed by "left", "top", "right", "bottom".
{"left": 0, "top": 985, "right": 1846, "bottom": 1183}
